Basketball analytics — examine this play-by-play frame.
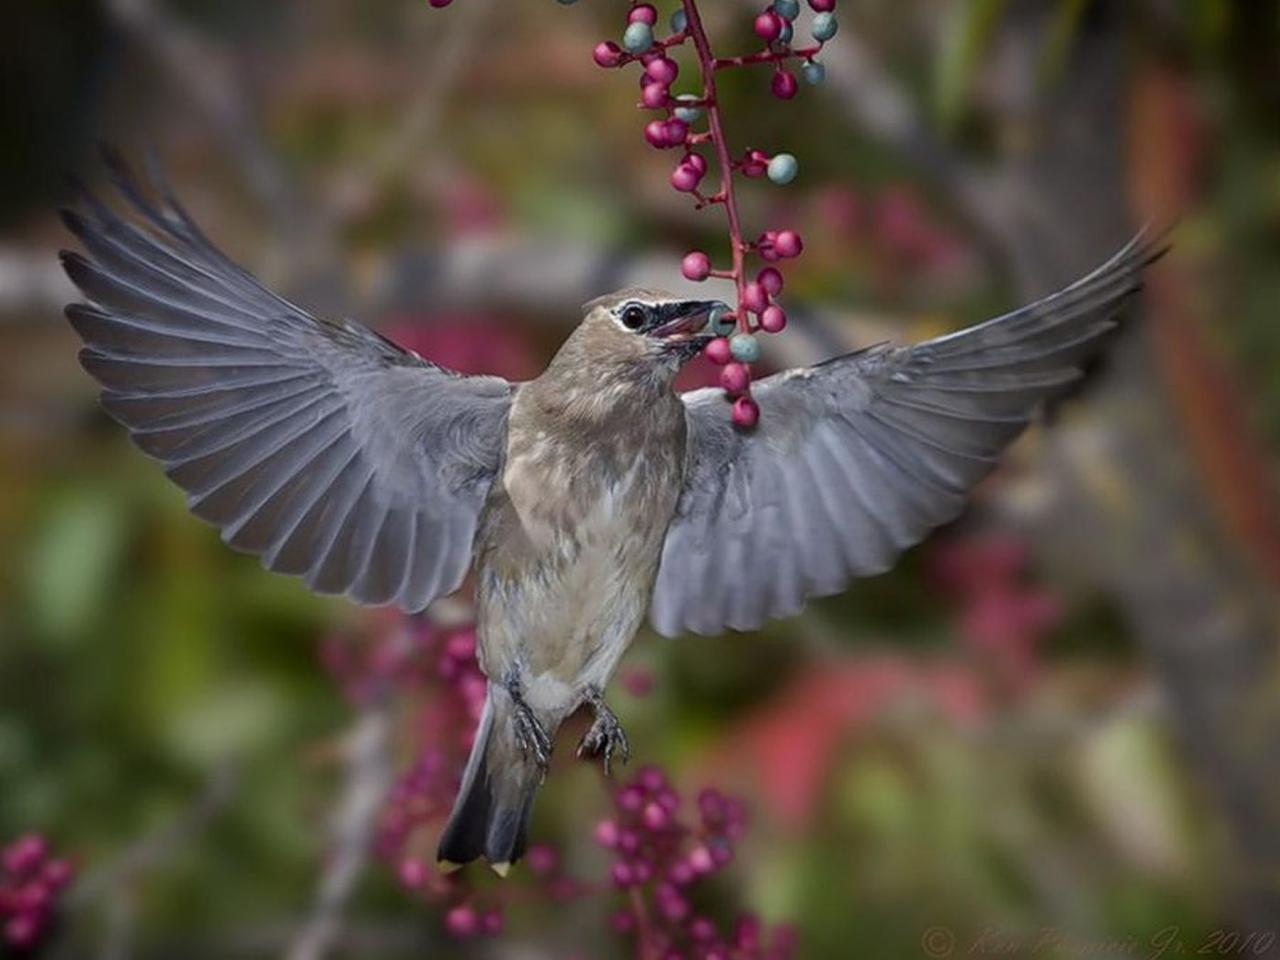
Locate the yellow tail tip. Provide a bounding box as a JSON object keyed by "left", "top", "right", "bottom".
{"left": 489, "top": 861, "right": 511, "bottom": 878}
{"left": 436, "top": 859, "right": 464, "bottom": 875}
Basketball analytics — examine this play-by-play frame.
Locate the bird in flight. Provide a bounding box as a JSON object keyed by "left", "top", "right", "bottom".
{"left": 60, "top": 153, "right": 1163, "bottom": 875}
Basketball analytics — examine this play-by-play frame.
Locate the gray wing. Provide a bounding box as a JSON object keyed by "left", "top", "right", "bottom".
{"left": 650, "top": 231, "right": 1165, "bottom": 637}
{"left": 60, "top": 155, "right": 512, "bottom": 612}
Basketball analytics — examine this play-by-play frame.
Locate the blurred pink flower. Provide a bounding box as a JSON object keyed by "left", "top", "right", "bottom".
{"left": 381, "top": 314, "right": 542, "bottom": 380}
{"left": 1, "top": 833, "right": 74, "bottom": 952}
{"left": 713, "top": 658, "right": 987, "bottom": 827}
{"left": 929, "top": 535, "right": 1065, "bottom": 688}
{"left": 599, "top": 766, "right": 795, "bottom": 960}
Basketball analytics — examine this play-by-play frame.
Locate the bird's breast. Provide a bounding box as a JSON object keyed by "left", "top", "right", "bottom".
{"left": 473, "top": 388, "right": 686, "bottom": 686}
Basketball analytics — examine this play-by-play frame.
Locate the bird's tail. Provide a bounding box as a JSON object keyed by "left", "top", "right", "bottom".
{"left": 437, "top": 685, "right": 544, "bottom": 875}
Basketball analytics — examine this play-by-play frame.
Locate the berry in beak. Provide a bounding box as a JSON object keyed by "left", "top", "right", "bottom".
{"left": 649, "top": 299, "right": 729, "bottom": 339}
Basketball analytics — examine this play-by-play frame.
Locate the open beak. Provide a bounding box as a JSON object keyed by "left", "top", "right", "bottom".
{"left": 649, "top": 299, "right": 729, "bottom": 339}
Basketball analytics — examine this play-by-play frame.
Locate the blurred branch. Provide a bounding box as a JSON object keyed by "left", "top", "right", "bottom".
{"left": 53, "top": 761, "right": 238, "bottom": 960}
{"left": 285, "top": 647, "right": 399, "bottom": 960}
{"left": 103, "top": 0, "right": 312, "bottom": 251}
{"left": 0, "top": 248, "right": 76, "bottom": 319}
{"left": 69, "top": 760, "right": 238, "bottom": 907}
{"left": 363, "top": 0, "right": 496, "bottom": 184}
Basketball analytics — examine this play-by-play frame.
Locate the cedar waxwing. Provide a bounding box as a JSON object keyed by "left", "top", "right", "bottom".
{"left": 59, "top": 155, "right": 1164, "bottom": 875}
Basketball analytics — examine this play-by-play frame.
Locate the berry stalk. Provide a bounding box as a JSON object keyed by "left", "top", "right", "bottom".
{"left": 679, "top": 0, "right": 748, "bottom": 318}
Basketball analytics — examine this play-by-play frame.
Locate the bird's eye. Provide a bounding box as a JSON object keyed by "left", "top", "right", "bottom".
{"left": 621, "top": 305, "right": 647, "bottom": 330}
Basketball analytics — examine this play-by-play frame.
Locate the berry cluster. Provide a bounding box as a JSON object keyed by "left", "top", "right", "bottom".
{"left": 427, "top": 0, "right": 839, "bottom": 426}
{"left": 597, "top": 767, "right": 796, "bottom": 960}
{"left": 594, "top": 0, "right": 836, "bottom": 427}
{"left": 0, "top": 834, "right": 74, "bottom": 952}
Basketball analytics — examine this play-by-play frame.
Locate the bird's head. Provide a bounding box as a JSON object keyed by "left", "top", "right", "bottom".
{"left": 566, "top": 288, "right": 729, "bottom": 383}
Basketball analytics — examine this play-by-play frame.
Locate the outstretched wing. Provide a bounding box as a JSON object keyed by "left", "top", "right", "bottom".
{"left": 650, "top": 231, "right": 1165, "bottom": 637}
{"left": 61, "top": 154, "right": 513, "bottom": 612}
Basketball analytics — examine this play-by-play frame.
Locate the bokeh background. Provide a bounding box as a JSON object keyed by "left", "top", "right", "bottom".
{"left": 2, "top": 1, "right": 1279, "bottom": 957}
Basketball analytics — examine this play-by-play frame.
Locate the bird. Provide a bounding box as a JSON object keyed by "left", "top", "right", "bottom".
{"left": 59, "top": 153, "right": 1164, "bottom": 875}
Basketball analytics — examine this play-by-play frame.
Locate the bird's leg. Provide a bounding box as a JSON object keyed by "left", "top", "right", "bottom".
{"left": 504, "top": 673, "right": 552, "bottom": 772}
{"left": 577, "top": 685, "right": 630, "bottom": 776}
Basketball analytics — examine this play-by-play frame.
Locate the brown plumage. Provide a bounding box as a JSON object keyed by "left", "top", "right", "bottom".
{"left": 58, "top": 156, "right": 1166, "bottom": 875}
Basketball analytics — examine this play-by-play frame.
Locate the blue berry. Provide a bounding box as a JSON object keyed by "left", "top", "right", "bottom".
{"left": 810, "top": 12, "right": 837, "bottom": 41}
{"left": 673, "top": 94, "right": 702, "bottom": 123}
{"left": 708, "top": 305, "right": 736, "bottom": 337}
{"left": 778, "top": 21, "right": 793, "bottom": 43}
{"left": 669, "top": 8, "right": 688, "bottom": 32}
{"left": 773, "top": 0, "right": 800, "bottom": 20}
{"left": 729, "top": 333, "right": 761, "bottom": 363}
{"left": 802, "top": 59, "right": 825, "bottom": 85}
{"left": 622, "top": 21, "right": 654, "bottom": 54}
{"left": 766, "top": 153, "right": 798, "bottom": 185}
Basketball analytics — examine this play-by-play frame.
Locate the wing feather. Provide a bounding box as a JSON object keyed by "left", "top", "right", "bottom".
{"left": 651, "top": 230, "right": 1166, "bottom": 637}
{"left": 62, "top": 156, "right": 512, "bottom": 612}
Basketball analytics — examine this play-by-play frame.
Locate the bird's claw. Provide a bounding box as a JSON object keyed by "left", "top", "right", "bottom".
{"left": 577, "top": 694, "right": 630, "bottom": 776}
{"left": 511, "top": 698, "right": 552, "bottom": 772}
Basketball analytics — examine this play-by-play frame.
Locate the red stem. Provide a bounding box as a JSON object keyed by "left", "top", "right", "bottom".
{"left": 679, "top": 0, "right": 749, "bottom": 331}
{"left": 630, "top": 886, "right": 659, "bottom": 960}
{"left": 714, "top": 43, "right": 822, "bottom": 70}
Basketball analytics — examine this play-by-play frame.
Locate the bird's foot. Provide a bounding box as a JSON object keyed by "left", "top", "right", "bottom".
{"left": 577, "top": 687, "right": 630, "bottom": 776}
{"left": 506, "top": 680, "right": 552, "bottom": 772}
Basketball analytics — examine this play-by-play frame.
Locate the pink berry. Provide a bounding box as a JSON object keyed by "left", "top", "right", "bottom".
{"left": 427, "top": 0, "right": 452, "bottom": 7}
{"left": 757, "top": 266, "right": 784, "bottom": 295}
{"left": 809, "top": 0, "right": 835, "bottom": 9}
{"left": 398, "top": 858, "right": 428, "bottom": 889}
{"left": 481, "top": 909, "right": 504, "bottom": 935}
{"left": 732, "top": 396, "right": 760, "bottom": 428}
{"left": 760, "top": 304, "right": 788, "bottom": 333}
{"left": 771, "top": 69, "right": 798, "bottom": 100}
{"left": 669, "top": 860, "right": 695, "bottom": 885}
{"left": 629, "top": 3, "right": 658, "bottom": 24}
{"left": 645, "top": 56, "right": 678, "bottom": 85}
{"left": 4, "top": 914, "right": 38, "bottom": 950}
{"left": 618, "top": 786, "right": 645, "bottom": 811}
{"left": 642, "top": 82, "right": 669, "bottom": 109}
{"left": 445, "top": 905, "right": 479, "bottom": 937}
{"left": 659, "top": 890, "right": 690, "bottom": 920}
{"left": 742, "top": 281, "right": 769, "bottom": 314}
{"left": 670, "top": 164, "right": 701, "bottom": 193}
{"left": 639, "top": 765, "right": 666, "bottom": 791}
{"left": 3, "top": 835, "right": 47, "bottom": 878}
{"left": 720, "top": 363, "right": 750, "bottom": 394}
{"left": 593, "top": 41, "right": 624, "bottom": 68}
{"left": 664, "top": 118, "right": 689, "bottom": 146}
{"left": 685, "top": 152, "right": 707, "bottom": 175}
{"left": 773, "top": 229, "right": 803, "bottom": 257}
{"left": 595, "top": 819, "right": 621, "bottom": 847}
{"left": 611, "top": 861, "right": 636, "bottom": 888}
{"left": 704, "top": 337, "right": 733, "bottom": 365}
{"left": 692, "top": 917, "right": 717, "bottom": 941}
{"left": 688, "top": 845, "right": 716, "bottom": 873}
{"left": 742, "top": 149, "right": 768, "bottom": 177}
{"left": 681, "top": 251, "right": 711, "bottom": 281}
{"left": 642, "top": 802, "right": 669, "bottom": 830}
{"left": 736, "top": 914, "right": 763, "bottom": 949}
{"left": 754, "top": 11, "right": 782, "bottom": 41}
{"left": 644, "top": 120, "right": 669, "bottom": 148}
{"left": 526, "top": 844, "right": 558, "bottom": 875}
